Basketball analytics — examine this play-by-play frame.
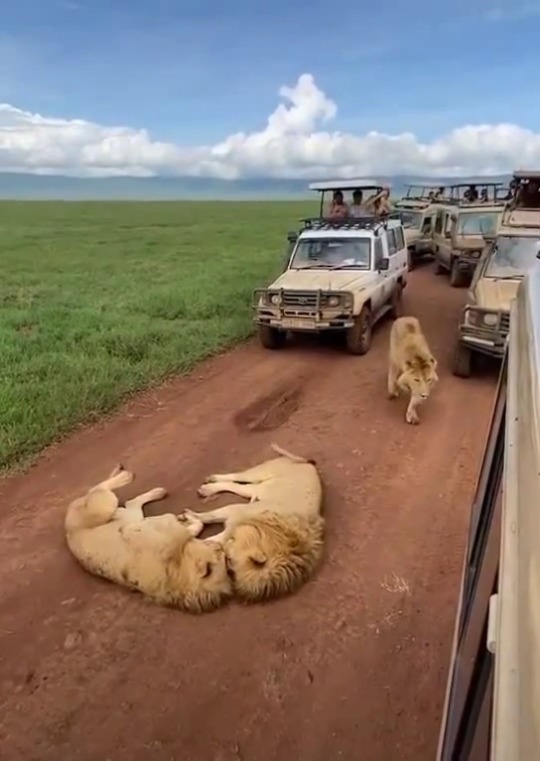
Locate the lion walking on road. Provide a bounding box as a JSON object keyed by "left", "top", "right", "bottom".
{"left": 387, "top": 316, "right": 438, "bottom": 425}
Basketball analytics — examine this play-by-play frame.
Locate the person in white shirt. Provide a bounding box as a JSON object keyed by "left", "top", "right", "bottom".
{"left": 349, "top": 189, "right": 364, "bottom": 217}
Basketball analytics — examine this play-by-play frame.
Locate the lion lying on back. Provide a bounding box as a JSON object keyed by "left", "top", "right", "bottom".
{"left": 388, "top": 316, "right": 438, "bottom": 425}
{"left": 65, "top": 465, "right": 232, "bottom": 613}
{"left": 179, "top": 443, "right": 324, "bottom": 603}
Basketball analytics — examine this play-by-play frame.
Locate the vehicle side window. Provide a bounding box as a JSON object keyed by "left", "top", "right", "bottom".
{"left": 374, "top": 237, "right": 383, "bottom": 266}
{"left": 387, "top": 229, "right": 397, "bottom": 255}
{"left": 422, "top": 215, "right": 433, "bottom": 233}
{"left": 444, "top": 213, "right": 454, "bottom": 235}
{"left": 434, "top": 210, "right": 444, "bottom": 234}
{"left": 394, "top": 226, "right": 405, "bottom": 251}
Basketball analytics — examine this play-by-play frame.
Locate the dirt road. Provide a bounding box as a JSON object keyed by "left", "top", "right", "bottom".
{"left": 0, "top": 264, "right": 496, "bottom": 761}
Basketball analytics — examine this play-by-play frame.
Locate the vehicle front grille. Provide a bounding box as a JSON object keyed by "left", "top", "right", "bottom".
{"left": 500, "top": 313, "right": 510, "bottom": 334}
{"left": 281, "top": 291, "right": 318, "bottom": 308}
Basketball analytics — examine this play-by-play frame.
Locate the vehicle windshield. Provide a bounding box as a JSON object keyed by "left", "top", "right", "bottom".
{"left": 399, "top": 210, "right": 423, "bottom": 229}
{"left": 456, "top": 211, "right": 499, "bottom": 236}
{"left": 290, "top": 237, "right": 371, "bottom": 270}
{"left": 485, "top": 236, "right": 540, "bottom": 279}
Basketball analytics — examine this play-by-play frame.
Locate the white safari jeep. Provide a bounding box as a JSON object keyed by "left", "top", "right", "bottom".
{"left": 253, "top": 181, "right": 409, "bottom": 354}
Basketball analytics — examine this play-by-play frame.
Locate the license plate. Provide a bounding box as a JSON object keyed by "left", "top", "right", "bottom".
{"left": 280, "top": 318, "right": 315, "bottom": 330}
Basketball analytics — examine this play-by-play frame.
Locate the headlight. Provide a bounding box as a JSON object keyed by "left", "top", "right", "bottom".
{"left": 327, "top": 295, "right": 340, "bottom": 307}
{"left": 483, "top": 313, "right": 498, "bottom": 327}
{"left": 465, "top": 309, "right": 480, "bottom": 327}
{"left": 465, "top": 309, "right": 498, "bottom": 328}
{"left": 269, "top": 293, "right": 280, "bottom": 306}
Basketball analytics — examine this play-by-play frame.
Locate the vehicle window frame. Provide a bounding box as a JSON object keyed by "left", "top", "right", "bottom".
{"left": 393, "top": 226, "right": 405, "bottom": 251}
{"left": 374, "top": 237, "right": 384, "bottom": 267}
{"left": 386, "top": 229, "right": 397, "bottom": 255}
{"left": 289, "top": 236, "right": 372, "bottom": 270}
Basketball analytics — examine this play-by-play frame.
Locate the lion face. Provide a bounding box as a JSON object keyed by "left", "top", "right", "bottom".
{"left": 224, "top": 514, "right": 324, "bottom": 603}
{"left": 171, "top": 539, "right": 233, "bottom": 613}
{"left": 399, "top": 357, "right": 438, "bottom": 401}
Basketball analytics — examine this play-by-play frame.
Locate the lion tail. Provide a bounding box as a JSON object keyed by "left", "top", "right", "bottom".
{"left": 270, "top": 442, "right": 316, "bottom": 466}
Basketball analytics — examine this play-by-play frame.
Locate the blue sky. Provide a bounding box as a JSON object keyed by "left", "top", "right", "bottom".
{"left": 2, "top": 0, "right": 540, "bottom": 146}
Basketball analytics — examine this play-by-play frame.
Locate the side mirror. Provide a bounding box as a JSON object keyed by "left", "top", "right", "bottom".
{"left": 378, "top": 258, "right": 389, "bottom": 271}
{"left": 287, "top": 231, "right": 298, "bottom": 244}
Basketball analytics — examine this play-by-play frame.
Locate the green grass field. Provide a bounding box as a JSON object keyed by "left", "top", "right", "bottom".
{"left": 0, "top": 200, "right": 314, "bottom": 472}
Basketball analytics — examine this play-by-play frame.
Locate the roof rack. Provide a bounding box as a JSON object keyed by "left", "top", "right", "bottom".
{"left": 447, "top": 182, "right": 503, "bottom": 189}
{"left": 308, "top": 180, "right": 384, "bottom": 192}
{"left": 301, "top": 213, "right": 400, "bottom": 232}
{"left": 404, "top": 184, "right": 446, "bottom": 201}
{"left": 513, "top": 170, "right": 540, "bottom": 181}
{"left": 395, "top": 197, "right": 433, "bottom": 207}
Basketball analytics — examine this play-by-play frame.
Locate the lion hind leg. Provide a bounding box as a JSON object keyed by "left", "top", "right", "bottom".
{"left": 203, "top": 461, "right": 276, "bottom": 486}
{"left": 197, "top": 481, "right": 259, "bottom": 501}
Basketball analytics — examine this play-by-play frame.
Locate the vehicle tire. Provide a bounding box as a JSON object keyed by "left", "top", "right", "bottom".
{"left": 346, "top": 306, "right": 372, "bottom": 355}
{"left": 258, "top": 325, "right": 287, "bottom": 350}
{"left": 434, "top": 259, "right": 445, "bottom": 275}
{"left": 450, "top": 258, "right": 467, "bottom": 288}
{"left": 452, "top": 343, "right": 473, "bottom": 378}
{"left": 389, "top": 282, "right": 404, "bottom": 319}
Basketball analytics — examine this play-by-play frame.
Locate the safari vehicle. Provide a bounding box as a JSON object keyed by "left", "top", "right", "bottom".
{"left": 253, "top": 210, "right": 409, "bottom": 355}
{"left": 437, "top": 261, "right": 540, "bottom": 760}
{"left": 281, "top": 179, "right": 388, "bottom": 270}
{"left": 452, "top": 194, "right": 540, "bottom": 377}
{"left": 432, "top": 183, "right": 505, "bottom": 288}
{"left": 394, "top": 184, "right": 446, "bottom": 268}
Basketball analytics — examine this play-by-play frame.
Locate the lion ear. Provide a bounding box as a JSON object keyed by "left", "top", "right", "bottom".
{"left": 195, "top": 558, "right": 213, "bottom": 578}
{"left": 248, "top": 550, "right": 267, "bottom": 567}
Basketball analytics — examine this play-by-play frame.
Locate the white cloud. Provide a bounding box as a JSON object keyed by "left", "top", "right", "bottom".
{"left": 1, "top": 72, "right": 540, "bottom": 180}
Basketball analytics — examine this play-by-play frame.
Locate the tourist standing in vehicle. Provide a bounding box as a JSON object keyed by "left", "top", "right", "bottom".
{"left": 365, "top": 187, "right": 392, "bottom": 216}
{"left": 328, "top": 190, "right": 349, "bottom": 218}
{"left": 349, "top": 189, "right": 364, "bottom": 217}
{"left": 464, "top": 184, "right": 479, "bottom": 202}
{"left": 517, "top": 179, "right": 540, "bottom": 208}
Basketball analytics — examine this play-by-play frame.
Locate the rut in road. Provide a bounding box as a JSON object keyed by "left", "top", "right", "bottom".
{"left": 0, "top": 265, "right": 496, "bottom": 761}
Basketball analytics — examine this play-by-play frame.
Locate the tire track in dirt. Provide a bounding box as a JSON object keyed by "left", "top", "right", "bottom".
{"left": 0, "top": 264, "right": 496, "bottom": 761}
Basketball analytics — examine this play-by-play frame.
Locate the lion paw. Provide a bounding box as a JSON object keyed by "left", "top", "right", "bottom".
{"left": 197, "top": 482, "right": 217, "bottom": 499}
{"left": 405, "top": 410, "right": 419, "bottom": 425}
{"left": 177, "top": 510, "right": 204, "bottom": 536}
{"left": 149, "top": 487, "right": 168, "bottom": 501}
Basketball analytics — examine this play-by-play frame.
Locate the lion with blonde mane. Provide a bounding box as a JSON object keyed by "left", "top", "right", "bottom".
{"left": 179, "top": 444, "right": 324, "bottom": 603}
{"left": 65, "top": 465, "right": 232, "bottom": 613}
{"left": 387, "top": 316, "right": 438, "bottom": 425}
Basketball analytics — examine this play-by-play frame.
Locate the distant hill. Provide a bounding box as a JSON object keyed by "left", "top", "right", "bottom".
{"left": 0, "top": 172, "right": 512, "bottom": 201}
